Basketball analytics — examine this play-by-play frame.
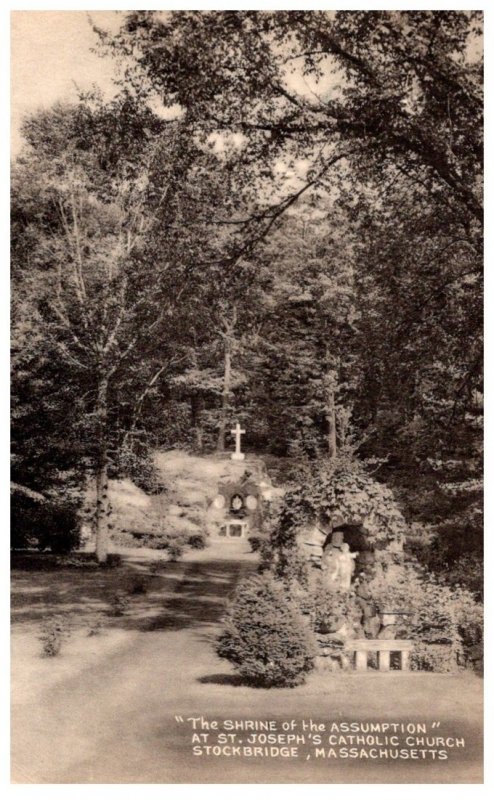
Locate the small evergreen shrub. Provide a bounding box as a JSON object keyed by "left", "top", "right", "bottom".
{"left": 87, "top": 618, "right": 104, "bottom": 637}
{"left": 149, "top": 535, "right": 171, "bottom": 550}
{"left": 108, "top": 591, "right": 130, "bottom": 616}
{"left": 128, "top": 576, "right": 148, "bottom": 595}
{"left": 39, "top": 615, "right": 71, "bottom": 657}
{"left": 110, "top": 531, "right": 139, "bottom": 548}
{"left": 102, "top": 553, "right": 123, "bottom": 568}
{"left": 187, "top": 533, "right": 206, "bottom": 550}
{"left": 248, "top": 535, "right": 262, "bottom": 552}
{"left": 217, "top": 574, "right": 316, "bottom": 687}
{"left": 168, "top": 541, "right": 184, "bottom": 561}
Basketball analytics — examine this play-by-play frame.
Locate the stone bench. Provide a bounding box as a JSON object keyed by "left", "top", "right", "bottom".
{"left": 347, "top": 639, "right": 413, "bottom": 672}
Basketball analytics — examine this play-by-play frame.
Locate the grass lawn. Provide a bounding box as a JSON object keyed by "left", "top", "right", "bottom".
{"left": 11, "top": 542, "right": 483, "bottom": 784}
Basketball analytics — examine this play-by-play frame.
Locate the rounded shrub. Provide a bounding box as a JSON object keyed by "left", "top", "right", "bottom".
{"left": 11, "top": 490, "right": 80, "bottom": 554}
{"left": 187, "top": 533, "right": 207, "bottom": 550}
{"left": 39, "top": 504, "right": 81, "bottom": 554}
{"left": 167, "top": 541, "right": 184, "bottom": 561}
{"left": 217, "top": 573, "right": 316, "bottom": 687}
{"left": 39, "top": 614, "right": 71, "bottom": 657}
{"left": 247, "top": 535, "right": 262, "bottom": 553}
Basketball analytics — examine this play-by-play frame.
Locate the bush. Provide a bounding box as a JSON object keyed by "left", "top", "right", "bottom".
{"left": 101, "top": 553, "right": 123, "bottom": 568}
{"left": 39, "top": 504, "right": 81, "bottom": 554}
{"left": 87, "top": 619, "right": 104, "bottom": 637}
{"left": 145, "top": 534, "right": 170, "bottom": 550}
{"left": 365, "top": 563, "right": 483, "bottom": 672}
{"left": 443, "top": 553, "right": 483, "bottom": 601}
{"left": 108, "top": 591, "right": 130, "bottom": 616}
{"left": 408, "top": 523, "right": 483, "bottom": 601}
{"left": 110, "top": 530, "right": 139, "bottom": 548}
{"left": 187, "top": 533, "right": 207, "bottom": 550}
{"left": 128, "top": 576, "right": 148, "bottom": 595}
{"left": 272, "top": 545, "right": 309, "bottom": 589}
{"left": 167, "top": 541, "right": 184, "bottom": 561}
{"left": 111, "top": 531, "right": 172, "bottom": 550}
{"left": 11, "top": 490, "right": 80, "bottom": 554}
{"left": 217, "top": 574, "right": 316, "bottom": 687}
{"left": 308, "top": 582, "right": 364, "bottom": 638}
{"left": 39, "top": 615, "right": 71, "bottom": 657}
{"left": 248, "top": 536, "right": 262, "bottom": 552}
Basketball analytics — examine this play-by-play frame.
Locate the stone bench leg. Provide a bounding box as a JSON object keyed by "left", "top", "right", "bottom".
{"left": 401, "top": 650, "right": 410, "bottom": 671}
{"left": 378, "top": 650, "right": 390, "bottom": 671}
{"left": 355, "top": 650, "right": 367, "bottom": 671}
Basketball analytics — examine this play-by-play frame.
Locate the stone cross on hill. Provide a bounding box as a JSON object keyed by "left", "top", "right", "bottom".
{"left": 230, "top": 422, "right": 245, "bottom": 461}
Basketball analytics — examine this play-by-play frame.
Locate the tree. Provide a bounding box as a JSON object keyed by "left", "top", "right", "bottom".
{"left": 11, "top": 96, "right": 213, "bottom": 561}
{"left": 98, "top": 12, "right": 482, "bottom": 461}
{"left": 233, "top": 208, "right": 360, "bottom": 458}
{"left": 101, "top": 10, "right": 482, "bottom": 223}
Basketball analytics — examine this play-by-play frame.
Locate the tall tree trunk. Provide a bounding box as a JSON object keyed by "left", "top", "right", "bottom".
{"left": 217, "top": 339, "right": 232, "bottom": 452}
{"left": 191, "top": 393, "right": 204, "bottom": 452}
{"left": 327, "top": 382, "right": 337, "bottom": 460}
{"left": 95, "top": 375, "right": 110, "bottom": 564}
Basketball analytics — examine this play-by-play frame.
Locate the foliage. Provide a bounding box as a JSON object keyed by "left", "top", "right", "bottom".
{"left": 410, "top": 530, "right": 483, "bottom": 600}
{"left": 105, "top": 11, "right": 482, "bottom": 218}
{"left": 128, "top": 576, "right": 149, "bottom": 595}
{"left": 366, "top": 562, "right": 483, "bottom": 672}
{"left": 167, "top": 541, "right": 184, "bottom": 562}
{"left": 112, "top": 445, "right": 162, "bottom": 495}
{"left": 217, "top": 573, "right": 316, "bottom": 687}
{"left": 307, "top": 582, "right": 363, "bottom": 637}
{"left": 95, "top": 9, "right": 483, "bottom": 576}
{"left": 38, "top": 505, "right": 81, "bottom": 554}
{"left": 39, "top": 615, "right": 71, "bottom": 657}
{"left": 187, "top": 534, "right": 207, "bottom": 550}
{"left": 248, "top": 535, "right": 262, "bottom": 553}
{"left": 276, "top": 458, "right": 407, "bottom": 551}
{"left": 108, "top": 591, "right": 130, "bottom": 617}
{"left": 87, "top": 619, "right": 104, "bottom": 637}
{"left": 270, "top": 544, "right": 310, "bottom": 590}
{"left": 11, "top": 488, "right": 81, "bottom": 554}
{"left": 12, "top": 94, "right": 252, "bottom": 561}
{"left": 445, "top": 554, "right": 483, "bottom": 601}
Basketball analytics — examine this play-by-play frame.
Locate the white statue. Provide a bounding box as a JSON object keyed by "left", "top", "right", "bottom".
{"left": 334, "top": 543, "right": 358, "bottom": 591}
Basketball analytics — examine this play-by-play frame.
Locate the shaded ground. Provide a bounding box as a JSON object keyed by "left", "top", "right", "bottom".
{"left": 11, "top": 542, "right": 483, "bottom": 784}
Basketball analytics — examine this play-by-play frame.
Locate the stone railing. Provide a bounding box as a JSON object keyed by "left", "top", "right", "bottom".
{"left": 315, "top": 635, "right": 413, "bottom": 672}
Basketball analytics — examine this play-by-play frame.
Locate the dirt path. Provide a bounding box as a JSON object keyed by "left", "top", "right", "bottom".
{"left": 11, "top": 548, "right": 483, "bottom": 784}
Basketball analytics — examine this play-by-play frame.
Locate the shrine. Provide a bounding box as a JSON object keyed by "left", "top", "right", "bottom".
{"left": 204, "top": 423, "right": 279, "bottom": 539}
{"left": 210, "top": 471, "right": 262, "bottom": 538}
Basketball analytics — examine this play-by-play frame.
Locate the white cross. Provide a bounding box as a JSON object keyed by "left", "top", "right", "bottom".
{"left": 230, "top": 422, "right": 246, "bottom": 461}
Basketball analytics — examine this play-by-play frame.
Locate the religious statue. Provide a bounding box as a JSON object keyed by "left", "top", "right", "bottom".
{"left": 322, "top": 542, "right": 358, "bottom": 591}
{"left": 334, "top": 543, "right": 358, "bottom": 590}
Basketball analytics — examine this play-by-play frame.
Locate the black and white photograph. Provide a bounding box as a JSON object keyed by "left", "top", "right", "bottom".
{"left": 10, "top": 6, "right": 484, "bottom": 785}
